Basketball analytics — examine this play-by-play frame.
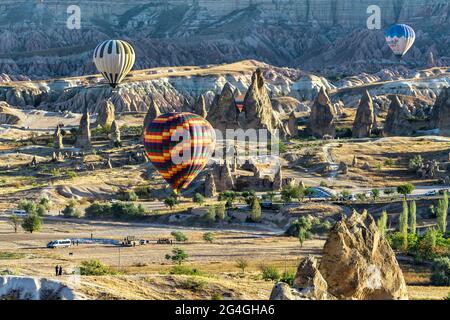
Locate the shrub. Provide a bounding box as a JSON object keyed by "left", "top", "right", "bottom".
{"left": 280, "top": 271, "right": 296, "bottom": 286}
{"left": 62, "top": 201, "right": 81, "bottom": 218}
{"left": 165, "top": 247, "right": 188, "bottom": 265}
{"left": 79, "top": 260, "right": 115, "bottom": 276}
{"left": 193, "top": 193, "right": 205, "bottom": 205}
{"left": 18, "top": 200, "right": 37, "bottom": 215}
{"left": 85, "top": 202, "right": 112, "bottom": 217}
{"left": 164, "top": 196, "right": 178, "bottom": 209}
{"left": 430, "top": 257, "right": 450, "bottom": 286}
{"left": 180, "top": 278, "right": 207, "bottom": 291}
{"left": 235, "top": 258, "right": 249, "bottom": 274}
{"left": 118, "top": 190, "right": 138, "bottom": 201}
{"left": 203, "top": 232, "right": 214, "bottom": 243}
{"left": 215, "top": 203, "right": 226, "bottom": 221}
{"left": 281, "top": 185, "right": 301, "bottom": 203}
{"left": 170, "top": 265, "right": 203, "bottom": 276}
{"left": 260, "top": 265, "right": 280, "bottom": 281}
{"left": 36, "top": 204, "right": 47, "bottom": 216}
{"left": 85, "top": 201, "right": 145, "bottom": 219}
{"left": 205, "top": 206, "right": 216, "bottom": 222}
{"left": 408, "top": 155, "right": 423, "bottom": 171}
{"left": 437, "top": 191, "right": 448, "bottom": 234}
{"left": 171, "top": 231, "right": 188, "bottom": 242}
{"left": 397, "top": 183, "right": 415, "bottom": 199}
{"left": 249, "top": 197, "right": 261, "bottom": 222}
{"left": 285, "top": 216, "right": 312, "bottom": 237}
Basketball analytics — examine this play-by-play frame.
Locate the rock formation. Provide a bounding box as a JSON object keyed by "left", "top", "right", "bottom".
{"left": 0, "top": 276, "right": 77, "bottom": 300}
{"left": 270, "top": 211, "right": 408, "bottom": 300}
{"left": 384, "top": 96, "right": 413, "bottom": 136}
{"left": 431, "top": 87, "right": 450, "bottom": 133}
{"left": 213, "top": 161, "right": 235, "bottom": 191}
{"left": 143, "top": 99, "right": 161, "bottom": 129}
{"left": 207, "top": 83, "right": 238, "bottom": 133}
{"left": 273, "top": 166, "right": 283, "bottom": 191}
{"left": 287, "top": 111, "right": 298, "bottom": 137}
{"left": 204, "top": 172, "right": 216, "bottom": 197}
{"left": 194, "top": 95, "right": 208, "bottom": 118}
{"left": 0, "top": 102, "right": 23, "bottom": 125}
{"left": 53, "top": 125, "right": 63, "bottom": 150}
{"left": 352, "top": 155, "right": 358, "bottom": 167}
{"left": 338, "top": 162, "right": 348, "bottom": 175}
{"left": 307, "top": 88, "right": 336, "bottom": 138}
{"left": 75, "top": 108, "right": 92, "bottom": 151}
{"left": 239, "top": 69, "right": 286, "bottom": 137}
{"left": 110, "top": 120, "right": 121, "bottom": 147}
{"left": 96, "top": 99, "right": 115, "bottom": 128}
{"left": 319, "top": 211, "right": 408, "bottom": 300}
{"left": 352, "top": 90, "right": 375, "bottom": 138}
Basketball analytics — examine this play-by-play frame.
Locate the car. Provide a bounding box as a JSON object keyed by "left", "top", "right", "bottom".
{"left": 424, "top": 191, "right": 436, "bottom": 196}
{"left": 47, "top": 239, "right": 72, "bottom": 249}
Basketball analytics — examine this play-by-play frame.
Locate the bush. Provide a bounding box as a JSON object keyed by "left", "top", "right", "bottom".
{"left": 408, "top": 155, "right": 423, "bottom": 171}
{"left": 249, "top": 197, "right": 261, "bottom": 222}
{"left": 216, "top": 203, "right": 226, "bottom": 221}
{"left": 85, "top": 202, "right": 112, "bottom": 217}
{"left": 279, "top": 271, "right": 296, "bottom": 286}
{"left": 171, "top": 231, "right": 188, "bottom": 242}
{"left": 84, "top": 201, "right": 146, "bottom": 219}
{"left": 165, "top": 247, "right": 188, "bottom": 265}
{"left": 62, "top": 201, "right": 81, "bottom": 218}
{"left": 430, "top": 257, "right": 450, "bottom": 286}
{"left": 203, "top": 232, "right": 214, "bottom": 243}
{"left": 193, "top": 193, "right": 205, "bottom": 205}
{"left": 21, "top": 214, "right": 42, "bottom": 233}
{"left": 164, "top": 196, "right": 179, "bottom": 209}
{"left": 118, "top": 190, "right": 138, "bottom": 201}
{"left": 260, "top": 265, "right": 280, "bottom": 281}
{"left": 204, "top": 206, "right": 216, "bottom": 222}
{"left": 169, "top": 265, "right": 204, "bottom": 276}
{"left": 18, "top": 200, "right": 37, "bottom": 215}
{"left": 79, "top": 259, "right": 115, "bottom": 276}
{"left": 180, "top": 278, "right": 207, "bottom": 291}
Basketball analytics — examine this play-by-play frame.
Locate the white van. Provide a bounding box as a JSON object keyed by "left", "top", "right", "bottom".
{"left": 10, "top": 210, "right": 28, "bottom": 217}
{"left": 47, "top": 239, "right": 72, "bottom": 249}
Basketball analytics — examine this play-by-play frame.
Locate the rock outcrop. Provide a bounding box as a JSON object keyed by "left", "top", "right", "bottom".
{"left": 143, "top": 99, "right": 161, "bottom": 129}
{"left": 307, "top": 88, "right": 336, "bottom": 138}
{"left": 319, "top": 211, "right": 408, "bottom": 300}
{"left": 239, "top": 69, "right": 286, "bottom": 137}
{"left": 352, "top": 90, "right": 375, "bottom": 138}
{"left": 287, "top": 111, "right": 298, "bottom": 137}
{"left": 53, "top": 125, "right": 64, "bottom": 150}
{"left": 204, "top": 172, "right": 217, "bottom": 197}
{"left": 75, "top": 108, "right": 92, "bottom": 151}
{"left": 207, "top": 83, "right": 238, "bottom": 133}
{"left": 110, "top": 120, "right": 121, "bottom": 147}
{"left": 431, "top": 87, "right": 450, "bottom": 133}
{"left": 273, "top": 166, "right": 283, "bottom": 191}
{"left": 96, "top": 99, "right": 115, "bottom": 128}
{"left": 270, "top": 211, "right": 408, "bottom": 300}
{"left": 384, "top": 96, "right": 413, "bottom": 136}
{"left": 0, "top": 276, "right": 77, "bottom": 300}
{"left": 194, "top": 95, "right": 208, "bottom": 118}
{"left": 213, "top": 161, "right": 235, "bottom": 191}
{"left": 0, "top": 102, "right": 23, "bottom": 125}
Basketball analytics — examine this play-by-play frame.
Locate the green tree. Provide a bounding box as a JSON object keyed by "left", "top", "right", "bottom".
{"left": 399, "top": 200, "right": 409, "bottom": 251}
{"left": 235, "top": 258, "right": 248, "bottom": 274}
{"left": 205, "top": 206, "right": 216, "bottom": 222}
{"left": 165, "top": 247, "right": 188, "bottom": 265}
{"left": 298, "top": 227, "right": 306, "bottom": 247}
{"left": 250, "top": 197, "right": 261, "bottom": 222}
{"left": 62, "top": 201, "right": 81, "bottom": 218}
{"left": 397, "top": 183, "right": 415, "bottom": 200}
{"left": 281, "top": 185, "right": 301, "bottom": 203}
{"left": 39, "top": 197, "right": 51, "bottom": 211}
{"left": 371, "top": 188, "right": 380, "bottom": 200}
{"left": 8, "top": 215, "right": 21, "bottom": 233}
{"left": 164, "top": 196, "right": 178, "bottom": 209}
{"left": 36, "top": 205, "right": 47, "bottom": 216}
{"left": 436, "top": 191, "right": 448, "bottom": 234}
{"left": 18, "top": 200, "right": 37, "bottom": 215}
{"left": 171, "top": 231, "right": 188, "bottom": 242}
{"left": 79, "top": 260, "right": 115, "bottom": 276}
{"left": 193, "top": 193, "right": 205, "bottom": 205}
{"left": 215, "top": 203, "right": 226, "bottom": 221}
{"left": 203, "top": 232, "right": 214, "bottom": 243}
{"left": 377, "top": 210, "right": 388, "bottom": 239}
{"left": 409, "top": 200, "right": 417, "bottom": 235}
{"left": 304, "top": 187, "right": 316, "bottom": 200}
{"left": 21, "top": 214, "right": 42, "bottom": 234}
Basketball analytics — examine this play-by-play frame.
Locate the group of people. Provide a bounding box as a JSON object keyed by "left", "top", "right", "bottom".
{"left": 54, "top": 265, "right": 63, "bottom": 276}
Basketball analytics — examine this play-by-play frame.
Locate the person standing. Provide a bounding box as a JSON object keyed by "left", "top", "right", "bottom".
{"left": 58, "top": 265, "right": 63, "bottom": 276}
{"left": 55, "top": 265, "right": 59, "bottom": 276}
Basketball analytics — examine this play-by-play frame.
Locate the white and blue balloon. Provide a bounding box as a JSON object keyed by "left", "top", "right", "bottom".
{"left": 385, "top": 24, "right": 416, "bottom": 58}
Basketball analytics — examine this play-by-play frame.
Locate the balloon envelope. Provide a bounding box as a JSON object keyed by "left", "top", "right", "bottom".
{"left": 144, "top": 112, "right": 216, "bottom": 193}
{"left": 385, "top": 24, "right": 416, "bottom": 58}
{"left": 93, "top": 40, "right": 135, "bottom": 88}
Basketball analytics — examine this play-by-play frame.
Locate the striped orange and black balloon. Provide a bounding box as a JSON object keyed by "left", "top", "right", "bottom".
{"left": 144, "top": 112, "right": 216, "bottom": 194}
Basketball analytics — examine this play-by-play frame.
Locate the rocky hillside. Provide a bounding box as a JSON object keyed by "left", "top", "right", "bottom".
{"left": 0, "top": 0, "right": 449, "bottom": 79}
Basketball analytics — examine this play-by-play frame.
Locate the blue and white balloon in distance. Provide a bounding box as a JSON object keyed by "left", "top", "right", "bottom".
{"left": 384, "top": 24, "right": 416, "bottom": 58}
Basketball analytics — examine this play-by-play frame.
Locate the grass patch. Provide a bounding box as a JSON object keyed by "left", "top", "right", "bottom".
{"left": 169, "top": 265, "right": 207, "bottom": 277}
{"left": 0, "top": 252, "right": 26, "bottom": 260}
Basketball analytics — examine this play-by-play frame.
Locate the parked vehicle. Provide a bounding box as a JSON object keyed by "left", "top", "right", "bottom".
{"left": 10, "top": 210, "right": 28, "bottom": 217}
{"left": 47, "top": 239, "right": 72, "bottom": 248}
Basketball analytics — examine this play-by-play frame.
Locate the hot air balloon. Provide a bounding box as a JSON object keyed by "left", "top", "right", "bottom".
{"left": 93, "top": 40, "right": 135, "bottom": 88}
{"left": 385, "top": 24, "right": 416, "bottom": 58}
{"left": 144, "top": 112, "right": 216, "bottom": 194}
